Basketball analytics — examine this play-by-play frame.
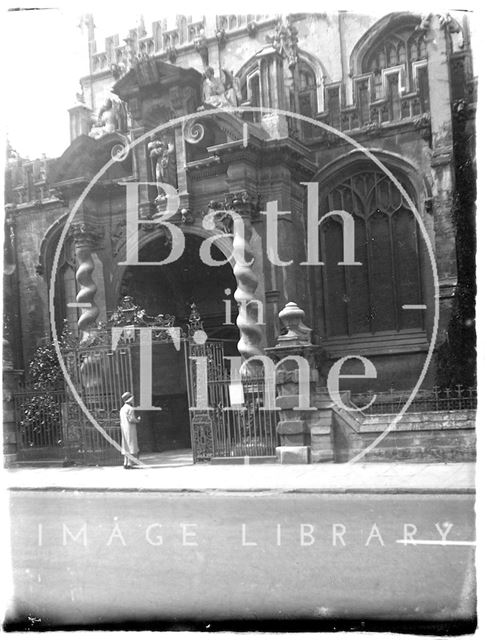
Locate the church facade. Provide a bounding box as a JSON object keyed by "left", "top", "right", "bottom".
{"left": 3, "top": 12, "right": 476, "bottom": 465}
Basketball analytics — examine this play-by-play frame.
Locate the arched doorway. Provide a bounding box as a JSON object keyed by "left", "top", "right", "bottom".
{"left": 119, "top": 232, "right": 239, "bottom": 454}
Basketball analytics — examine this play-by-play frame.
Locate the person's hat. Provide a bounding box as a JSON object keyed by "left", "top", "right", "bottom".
{"left": 121, "top": 392, "right": 134, "bottom": 403}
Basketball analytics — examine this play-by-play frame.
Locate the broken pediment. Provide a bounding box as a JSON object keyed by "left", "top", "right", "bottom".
{"left": 112, "top": 58, "right": 202, "bottom": 125}
{"left": 49, "top": 133, "right": 132, "bottom": 186}
{"left": 113, "top": 58, "right": 201, "bottom": 95}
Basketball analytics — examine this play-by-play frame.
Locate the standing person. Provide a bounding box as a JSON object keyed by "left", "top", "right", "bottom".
{"left": 120, "top": 392, "right": 140, "bottom": 469}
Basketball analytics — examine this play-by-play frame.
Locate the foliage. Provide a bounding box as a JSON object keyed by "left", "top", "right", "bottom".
{"left": 26, "top": 320, "right": 74, "bottom": 389}
{"left": 19, "top": 324, "right": 73, "bottom": 447}
{"left": 27, "top": 343, "right": 65, "bottom": 389}
{"left": 19, "top": 392, "right": 62, "bottom": 447}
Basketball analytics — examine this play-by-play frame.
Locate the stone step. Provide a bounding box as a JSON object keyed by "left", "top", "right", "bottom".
{"left": 13, "top": 459, "right": 67, "bottom": 468}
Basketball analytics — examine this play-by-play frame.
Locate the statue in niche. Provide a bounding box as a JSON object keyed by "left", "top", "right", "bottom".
{"left": 200, "top": 66, "right": 241, "bottom": 110}
{"left": 89, "top": 93, "right": 128, "bottom": 139}
{"left": 148, "top": 134, "right": 175, "bottom": 193}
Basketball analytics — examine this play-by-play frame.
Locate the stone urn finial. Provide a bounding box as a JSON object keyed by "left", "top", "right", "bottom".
{"left": 277, "top": 302, "right": 312, "bottom": 346}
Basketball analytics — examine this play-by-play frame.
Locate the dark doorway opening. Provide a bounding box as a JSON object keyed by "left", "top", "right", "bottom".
{"left": 120, "top": 233, "right": 239, "bottom": 454}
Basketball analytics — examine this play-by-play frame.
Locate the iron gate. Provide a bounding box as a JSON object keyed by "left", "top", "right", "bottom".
{"left": 62, "top": 343, "right": 134, "bottom": 465}
{"left": 186, "top": 339, "right": 279, "bottom": 462}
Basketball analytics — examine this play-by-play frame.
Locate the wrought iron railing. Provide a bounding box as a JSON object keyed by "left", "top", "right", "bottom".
{"left": 352, "top": 386, "right": 477, "bottom": 415}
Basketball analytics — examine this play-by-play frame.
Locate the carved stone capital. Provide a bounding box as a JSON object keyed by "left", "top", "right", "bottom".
{"left": 223, "top": 190, "right": 261, "bottom": 218}
{"left": 69, "top": 222, "right": 104, "bottom": 248}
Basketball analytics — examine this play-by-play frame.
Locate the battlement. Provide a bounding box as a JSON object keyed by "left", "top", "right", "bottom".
{"left": 89, "top": 14, "right": 275, "bottom": 75}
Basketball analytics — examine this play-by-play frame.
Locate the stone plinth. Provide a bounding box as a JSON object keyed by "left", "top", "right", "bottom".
{"left": 260, "top": 113, "right": 288, "bottom": 139}
{"left": 276, "top": 445, "right": 309, "bottom": 464}
{"left": 266, "top": 302, "right": 331, "bottom": 464}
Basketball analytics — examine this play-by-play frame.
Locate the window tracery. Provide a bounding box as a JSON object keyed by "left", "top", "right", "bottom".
{"left": 317, "top": 168, "right": 424, "bottom": 338}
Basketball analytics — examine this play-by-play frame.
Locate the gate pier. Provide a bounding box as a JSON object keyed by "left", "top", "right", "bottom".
{"left": 266, "top": 302, "right": 333, "bottom": 464}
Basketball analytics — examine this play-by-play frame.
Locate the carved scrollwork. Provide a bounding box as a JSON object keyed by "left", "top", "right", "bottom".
{"left": 183, "top": 119, "right": 206, "bottom": 144}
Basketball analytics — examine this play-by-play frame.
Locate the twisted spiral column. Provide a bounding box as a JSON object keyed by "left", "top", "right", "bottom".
{"left": 70, "top": 223, "right": 103, "bottom": 347}
{"left": 228, "top": 194, "right": 264, "bottom": 375}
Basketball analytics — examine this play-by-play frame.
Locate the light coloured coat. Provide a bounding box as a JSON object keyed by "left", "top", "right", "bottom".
{"left": 120, "top": 402, "right": 139, "bottom": 456}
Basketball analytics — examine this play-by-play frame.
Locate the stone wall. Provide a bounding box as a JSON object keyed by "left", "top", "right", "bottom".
{"left": 9, "top": 202, "right": 67, "bottom": 367}
{"left": 331, "top": 408, "right": 476, "bottom": 462}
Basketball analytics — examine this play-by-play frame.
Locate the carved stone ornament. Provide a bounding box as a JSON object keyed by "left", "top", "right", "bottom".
{"left": 224, "top": 190, "right": 261, "bottom": 218}
{"left": 187, "top": 302, "right": 204, "bottom": 335}
{"left": 148, "top": 133, "right": 175, "bottom": 193}
{"left": 199, "top": 66, "right": 241, "bottom": 110}
{"left": 266, "top": 15, "right": 299, "bottom": 69}
{"left": 111, "top": 220, "right": 126, "bottom": 257}
{"left": 183, "top": 119, "right": 206, "bottom": 144}
{"left": 193, "top": 28, "right": 209, "bottom": 66}
{"left": 108, "top": 295, "right": 175, "bottom": 328}
{"left": 167, "top": 46, "right": 177, "bottom": 63}
{"left": 247, "top": 21, "right": 258, "bottom": 37}
{"left": 277, "top": 302, "right": 312, "bottom": 346}
{"left": 215, "top": 26, "right": 227, "bottom": 48}
{"left": 417, "top": 12, "right": 463, "bottom": 39}
{"left": 89, "top": 93, "right": 128, "bottom": 139}
{"left": 68, "top": 222, "right": 104, "bottom": 248}
{"left": 180, "top": 208, "right": 194, "bottom": 225}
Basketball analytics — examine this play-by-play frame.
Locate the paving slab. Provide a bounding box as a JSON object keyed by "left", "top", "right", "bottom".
{"left": 4, "top": 457, "right": 476, "bottom": 494}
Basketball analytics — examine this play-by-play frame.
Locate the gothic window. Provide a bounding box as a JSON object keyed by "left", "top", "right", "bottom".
{"left": 416, "top": 65, "right": 430, "bottom": 111}
{"left": 239, "top": 53, "right": 318, "bottom": 132}
{"left": 249, "top": 73, "right": 261, "bottom": 107}
{"left": 326, "top": 85, "right": 341, "bottom": 130}
{"left": 297, "top": 61, "right": 317, "bottom": 135}
{"left": 362, "top": 23, "right": 429, "bottom": 105}
{"left": 356, "top": 79, "right": 370, "bottom": 125}
{"left": 240, "top": 71, "right": 262, "bottom": 123}
{"left": 385, "top": 73, "right": 401, "bottom": 121}
{"left": 318, "top": 168, "right": 424, "bottom": 339}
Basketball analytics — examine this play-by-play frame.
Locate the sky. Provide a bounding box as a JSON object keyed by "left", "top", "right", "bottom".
{"left": 5, "top": 7, "right": 87, "bottom": 159}
{"left": 3, "top": 5, "right": 176, "bottom": 159}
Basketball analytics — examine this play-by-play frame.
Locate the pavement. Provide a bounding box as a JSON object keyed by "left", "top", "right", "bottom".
{"left": 8, "top": 491, "right": 476, "bottom": 628}
{"left": 5, "top": 449, "right": 476, "bottom": 494}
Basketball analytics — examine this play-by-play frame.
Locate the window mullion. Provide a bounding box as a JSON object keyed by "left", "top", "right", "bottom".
{"left": 363, "top": 212, "right": 375, "bottom": 334}
{"left": 388, "top": 213, "right": 400, "bottom": 330}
